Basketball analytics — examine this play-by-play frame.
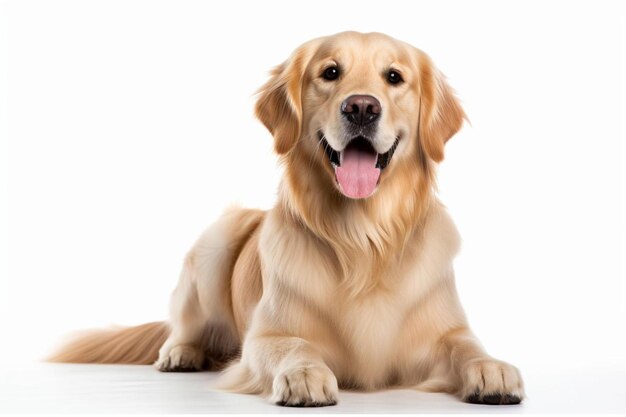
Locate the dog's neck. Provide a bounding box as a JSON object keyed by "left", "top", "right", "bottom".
{"left": 279, "top": 159, "right": 436, "bottom": 296}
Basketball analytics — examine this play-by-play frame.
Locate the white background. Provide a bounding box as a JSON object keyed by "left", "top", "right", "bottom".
{"left": 1, "top": 0, "right": 625, "bottom": 394}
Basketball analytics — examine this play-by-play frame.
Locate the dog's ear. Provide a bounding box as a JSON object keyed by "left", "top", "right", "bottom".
{"left": 417, "top": 52, "right": 466, "bottom": 162}
{"left": 255, "top": 43, "right": 316, "bottom": 155}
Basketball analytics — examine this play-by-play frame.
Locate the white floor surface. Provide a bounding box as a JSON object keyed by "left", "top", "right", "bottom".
{"left": 1, "top": 363, "right": 625, "bottom": 414}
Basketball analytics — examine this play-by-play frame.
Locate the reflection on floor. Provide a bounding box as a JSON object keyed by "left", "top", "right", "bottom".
{"left": 1, "top": 363, "right": 625, "bottom": 414}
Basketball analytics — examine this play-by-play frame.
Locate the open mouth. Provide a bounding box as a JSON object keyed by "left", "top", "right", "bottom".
{"left": 319, "top": 133, "right": 400, "bottom": 199}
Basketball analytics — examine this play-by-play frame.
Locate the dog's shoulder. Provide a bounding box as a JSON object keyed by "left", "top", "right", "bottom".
{"left": 420, "top": 199, "right": 461, "bottom": 260}
{"left": 395, "top": 199, "right": 461, "bottom": 296}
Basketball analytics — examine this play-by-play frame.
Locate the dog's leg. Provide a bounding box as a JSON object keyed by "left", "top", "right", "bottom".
{"left": 156, "top": 208, "right": 264, "bottom": 372}
{"left": 441, "top": 328, "right": 525, "bottom": 405}
{"left": 219, "top": 309, "right": 339, "bottom": 407}
{"left": 155, "top": 256, "right": 209, "bottom": 372}
{"left": 242, "top": 334, "right": 339, "bottom": 407}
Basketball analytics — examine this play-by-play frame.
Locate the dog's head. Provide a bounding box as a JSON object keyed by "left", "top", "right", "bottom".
{"left": 256, "top": 31, "right": 465, "bottom": 201}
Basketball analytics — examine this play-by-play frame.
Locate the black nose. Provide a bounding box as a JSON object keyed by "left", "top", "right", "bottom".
{"left": 341, "top": 95, "right": 381, "bottom": 126}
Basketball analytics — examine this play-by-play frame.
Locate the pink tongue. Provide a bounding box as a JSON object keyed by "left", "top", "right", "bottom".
{"left": 335, "top": 147, "right": 380, "bottom": 199}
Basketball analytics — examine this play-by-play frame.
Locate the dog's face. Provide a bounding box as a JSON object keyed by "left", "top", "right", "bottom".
{"left": 256, "top": 32, "right": 465, "bottom": 200}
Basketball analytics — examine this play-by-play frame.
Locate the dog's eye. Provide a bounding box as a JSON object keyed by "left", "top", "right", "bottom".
{"left": 322, "top": 66, "right": 340, "bottom": 81}
{"left": 387, "top": 70, "right": 403, "bottom": 85}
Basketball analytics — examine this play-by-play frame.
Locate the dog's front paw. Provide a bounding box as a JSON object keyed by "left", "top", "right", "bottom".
{"left": 461, "top": 358, "right": 524, "bottom": 405}
{"left": 155, "top": 344, "right": 203, "bottom": 372}
{"left": 271, "top": 364, "right": 339, "bottom": 407}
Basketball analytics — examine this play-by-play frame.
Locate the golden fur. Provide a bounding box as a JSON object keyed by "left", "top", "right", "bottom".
{"left": 50, "top": 32, "right": 524, "bottom": 407}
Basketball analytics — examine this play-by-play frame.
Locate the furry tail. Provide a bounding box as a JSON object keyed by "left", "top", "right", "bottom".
{"left": 48, "top": 321, "right": 170, "bottom": 365}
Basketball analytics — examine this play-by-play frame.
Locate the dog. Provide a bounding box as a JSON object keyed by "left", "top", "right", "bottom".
{"left": 50, "top": 31, "right": 525, "bottom": 407}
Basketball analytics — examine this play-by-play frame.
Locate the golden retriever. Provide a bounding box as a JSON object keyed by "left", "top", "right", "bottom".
{"left": 50, "top": 31, "right": 525, "bottom": 407}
